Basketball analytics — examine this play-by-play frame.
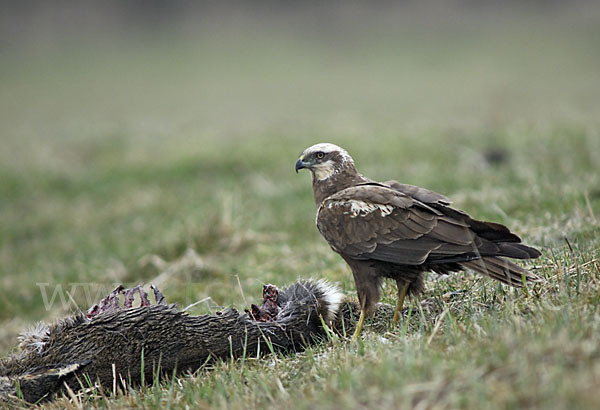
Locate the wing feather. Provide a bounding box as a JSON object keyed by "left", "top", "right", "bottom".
{"left": 317, "top": 185, "right": 477, "bottom": 265}
{"left": 317, "top": 184, "right": 539, "bottom": 269}
{"left": 383, "top": 180, "right": 451, "bottom": 205}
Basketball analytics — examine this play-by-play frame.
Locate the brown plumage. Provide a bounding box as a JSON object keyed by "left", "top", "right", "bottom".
{"left": 295, "top": 143, "right": 541, "bottom": 339}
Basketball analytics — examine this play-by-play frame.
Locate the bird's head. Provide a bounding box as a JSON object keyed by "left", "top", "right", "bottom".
{"left": 295, "top": 143, "right": 354, "bottom": 181}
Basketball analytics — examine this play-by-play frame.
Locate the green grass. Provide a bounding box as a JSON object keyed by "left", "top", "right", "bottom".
{"left": 1, "top": 6, "right": 600, "bottom": 409}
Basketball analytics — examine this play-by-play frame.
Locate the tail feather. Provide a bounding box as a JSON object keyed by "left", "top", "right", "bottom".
{"left": 462, "top": 257, "right": 540, "bottom": 288}
{"left": 497, "top": 242, "right": 542, "bottom": 259}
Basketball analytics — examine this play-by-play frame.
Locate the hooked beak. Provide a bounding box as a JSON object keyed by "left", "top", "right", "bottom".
{"left": 295, "top": 158, "right": 308, "bottom": 173}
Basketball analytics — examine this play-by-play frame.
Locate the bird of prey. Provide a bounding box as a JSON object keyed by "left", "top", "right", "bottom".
{"left": 295, "top": 143, "right": 541, "bottom": 340}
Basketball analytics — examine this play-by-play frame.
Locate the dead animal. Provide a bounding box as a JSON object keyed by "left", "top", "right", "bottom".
{"left": 1, "top": 280, "right": 351, "bottom": 404}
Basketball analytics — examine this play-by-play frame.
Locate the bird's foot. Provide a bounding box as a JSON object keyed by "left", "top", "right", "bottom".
{"left": 350, "top": 309, "right": 366, "bottom": 342}
{"left": 392, "top": 282, "right": 410, "bottom": 326}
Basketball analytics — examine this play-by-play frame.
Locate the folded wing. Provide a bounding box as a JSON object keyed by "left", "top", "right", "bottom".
{"left": 317, "top": 184, "right": 540, "bottom": 285}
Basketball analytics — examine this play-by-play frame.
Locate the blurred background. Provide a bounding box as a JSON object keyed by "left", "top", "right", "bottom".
{"left": 1, "top": 1, "right": 599, "bottom": 325}
{"left": 2, "top": 1, "right": 599, "bottom": 152}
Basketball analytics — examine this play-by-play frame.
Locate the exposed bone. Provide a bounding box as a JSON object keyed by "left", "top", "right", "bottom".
{"left": 151, "top": 284, "right": 166, "bottom": 305}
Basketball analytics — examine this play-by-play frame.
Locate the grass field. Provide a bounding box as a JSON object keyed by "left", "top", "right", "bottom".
{"left": 1, "top": 5, "right": 599, "bottom": 409}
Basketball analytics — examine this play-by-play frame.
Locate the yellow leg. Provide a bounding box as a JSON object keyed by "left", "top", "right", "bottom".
{"left": 351, "top": 309, "right": 366, "bottom": 342}
{"left": 392, "top": 282, "right": 410, "bottom": 326}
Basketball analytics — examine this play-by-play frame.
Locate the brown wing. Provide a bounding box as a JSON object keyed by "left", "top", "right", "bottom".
{"left": 317, "top": 185, "right": 539, "bottom": 267}
{"left": 384, "top": 180, "right": 527, "bottom": 244}
{"left": 383, "top": 180, "right": 451, "bottom": 206}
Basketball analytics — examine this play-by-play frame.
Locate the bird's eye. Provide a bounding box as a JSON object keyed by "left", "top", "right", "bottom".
{"left": 316, "top": 152, "right": 324, "bottom": 159}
